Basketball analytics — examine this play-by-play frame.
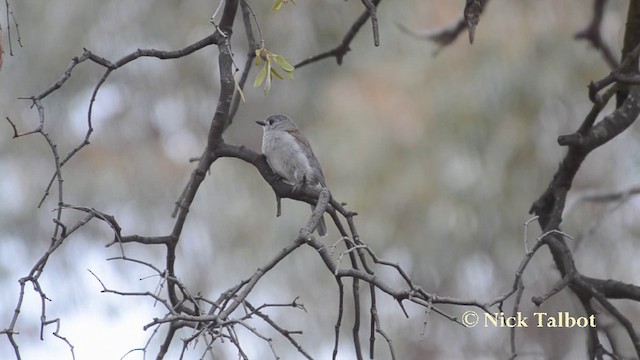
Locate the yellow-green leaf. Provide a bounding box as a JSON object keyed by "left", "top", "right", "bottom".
{"left": 273, "top": 55, "right": 294, "bottom": 72}
{"left": 234, "top": 79, "right": 246, "bottom": 103}
{"left": 254, "top": 65, "right": 267, "bottom": 88}
{"left": 271, "top": 67, "right": 284, "bottom": 80}
{"left": 264, "top": 66, "right": 272, "bottom": 94}
{"left": 272, "top": 0, "right": 283, "bottom": 12}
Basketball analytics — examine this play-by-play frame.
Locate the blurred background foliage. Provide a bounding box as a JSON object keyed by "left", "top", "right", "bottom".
{"left": 1, "top": 0, "right": 639, "bottom": 358}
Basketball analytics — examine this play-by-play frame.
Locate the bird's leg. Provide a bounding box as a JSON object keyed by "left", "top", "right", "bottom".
{"left": 276, "top": 195, "right": 282, "bottom": 217}
{"left": 292, "top": 174, "right": 307, "bottom": 194}
{"left": 270, "top": 172, "right": 286, "bottom": 217}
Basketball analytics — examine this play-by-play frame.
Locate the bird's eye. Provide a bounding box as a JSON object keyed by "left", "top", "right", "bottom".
{"left": 268, "top": 119, "right": 274, "bottom": 125}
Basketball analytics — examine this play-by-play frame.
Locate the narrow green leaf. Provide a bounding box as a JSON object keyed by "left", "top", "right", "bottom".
{"left": 271, "top": 67, "right": 284, "bottom": 80}
{"left": 272, "top": 0, "right": 283, "bottom": 12}
{"left": 273, "top": 55, "right": 294, "bottom": 72}
{"left": 254, "top": 65, "right": 267, "bottom": 88}
{"left": 234, "top": 78, "right": 246, "bottom": 103}
{"left": 264, "top": 65, "right": 272, "bottom": 95}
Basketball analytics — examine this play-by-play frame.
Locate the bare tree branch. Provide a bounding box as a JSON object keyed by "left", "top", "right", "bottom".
{"left": 575, "top": 0, "right": 619, "bottom": 69}
{"left": 527, "top": 5, "right": 640, "bottom": 358}
{"left": 398, "top": 0, "right": 489, "bottom": 54}
{"left": 295, "top": 0, "right": 382, "bottom": 68}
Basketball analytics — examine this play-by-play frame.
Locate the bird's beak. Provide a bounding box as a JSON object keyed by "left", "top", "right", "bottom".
{"left": 256, "top": 120, "right": 266, "bottom": 126}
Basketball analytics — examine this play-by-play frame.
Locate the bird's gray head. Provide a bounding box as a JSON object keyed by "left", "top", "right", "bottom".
{"left": 256, "top": 114, "right": 296, "bottom": 132}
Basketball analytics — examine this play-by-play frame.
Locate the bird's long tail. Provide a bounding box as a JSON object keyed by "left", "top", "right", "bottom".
{"left": 310, "top": 204, "right": 327, "bottom": 237}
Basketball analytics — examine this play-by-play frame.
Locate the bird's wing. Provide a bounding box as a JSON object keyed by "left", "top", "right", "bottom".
{"left": 285, "top": 128, "right": 327, "bottom": 187}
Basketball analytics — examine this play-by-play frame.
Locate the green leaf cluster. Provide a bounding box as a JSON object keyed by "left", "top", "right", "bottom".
{"left": 272, "top": 0, "right": 296, "bottom": 12}
{"left": 253, "top": 46, "right": 295, "bottom": 95}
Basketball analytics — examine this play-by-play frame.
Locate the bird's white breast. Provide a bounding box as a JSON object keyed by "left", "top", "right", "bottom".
{"left": 262, "top": 130, "right": 312, "bottom": 184}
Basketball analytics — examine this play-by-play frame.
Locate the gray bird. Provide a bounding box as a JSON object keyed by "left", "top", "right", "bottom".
{"left": 256, "top": 114, "right": 328, "bottom": 236}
